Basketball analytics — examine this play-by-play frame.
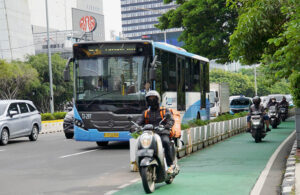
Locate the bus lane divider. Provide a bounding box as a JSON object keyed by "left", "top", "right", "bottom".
{"left": 59, "top": 149, "right": 98, "bottom": 159}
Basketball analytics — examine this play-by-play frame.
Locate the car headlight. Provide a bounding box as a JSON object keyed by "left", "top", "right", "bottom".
{"left": 140, "top": 133, "right": 152, "bottom": 148}
{"left": 75, "top": 119, "right": 85, "bottom": 128}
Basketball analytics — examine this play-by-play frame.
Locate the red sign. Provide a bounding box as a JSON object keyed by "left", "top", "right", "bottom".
{"left": 80, "top": 16, "right": 97, "bottom": 32}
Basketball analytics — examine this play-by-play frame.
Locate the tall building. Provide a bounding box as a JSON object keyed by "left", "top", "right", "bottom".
{"left": 121, "top": 0, "right": 182, "bottom": 46}
{"left": 0, "top": 0, "right": 35, "bottom": 61}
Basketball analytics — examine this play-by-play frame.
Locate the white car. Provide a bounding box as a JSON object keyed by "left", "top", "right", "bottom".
{"left": 0, "top": 100, "right": 41, "bottom": 145}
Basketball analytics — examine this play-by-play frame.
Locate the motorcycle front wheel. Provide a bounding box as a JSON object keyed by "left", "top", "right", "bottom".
{"left": 141, "top": 166, "right": 156, "bottom": 193}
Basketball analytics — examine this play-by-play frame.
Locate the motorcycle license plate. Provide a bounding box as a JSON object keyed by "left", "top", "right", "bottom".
{"left": 104, "top": 133, "right": 119, "bottom": 138}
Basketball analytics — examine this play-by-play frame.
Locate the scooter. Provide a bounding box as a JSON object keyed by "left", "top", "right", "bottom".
{"left": 129, "top": 114, "right": 179, "bottom": 194}
{"left": 278, "top": 105, "right": 288, "bottom": 122}
{"left": 268, "top": 106, "right": 280, "bottom": 128}
{"left": 250, "top": 111, "right": 266, "bottom": 143}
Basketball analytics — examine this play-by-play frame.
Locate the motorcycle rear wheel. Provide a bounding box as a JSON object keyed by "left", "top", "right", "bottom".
{"left": 141, "top": 166, "right": 155, "bottom": 193}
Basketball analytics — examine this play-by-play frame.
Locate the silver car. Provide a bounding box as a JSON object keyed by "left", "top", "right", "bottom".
{"left": 0, "top": 100, "right": 41, "bottom": 145}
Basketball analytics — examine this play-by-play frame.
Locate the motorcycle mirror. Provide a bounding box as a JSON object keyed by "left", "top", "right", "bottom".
{"left": 127, "top": 116, "right": 133, "bottom": 121}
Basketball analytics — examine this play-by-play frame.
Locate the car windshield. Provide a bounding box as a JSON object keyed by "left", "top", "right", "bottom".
{"left": 230, "top": 99, "right": 250, "bottom": 106}
{"left": 0, "top": 103, "right": 7, "bottom": 116}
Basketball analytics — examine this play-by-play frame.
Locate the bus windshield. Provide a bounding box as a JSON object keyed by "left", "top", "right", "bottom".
{"left": 75, "top": 56, "right": 148, "bottom": 111}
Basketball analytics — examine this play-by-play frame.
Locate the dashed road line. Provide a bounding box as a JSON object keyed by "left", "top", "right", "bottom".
{"left": 0, "top": 149, "right": 5, "bottom": 152}
{"left": 59, "top": 149, "right": 98, "bottom": 158}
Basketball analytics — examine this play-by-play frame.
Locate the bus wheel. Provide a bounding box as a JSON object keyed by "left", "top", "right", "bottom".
{"left": 96, "top": 141, "right": 109, "bottom": 147}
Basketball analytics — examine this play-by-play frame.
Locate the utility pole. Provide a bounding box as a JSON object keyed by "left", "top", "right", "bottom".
{"left": 45, "top": 0, "right": 54, "bottom": 114}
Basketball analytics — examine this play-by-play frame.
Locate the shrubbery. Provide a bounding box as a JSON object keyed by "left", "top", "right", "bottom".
{"left": 181, "top": 112, "right": 248, "bottom": 130}
{"left": 41, "top": 112, "right": 67, "bottom": 121}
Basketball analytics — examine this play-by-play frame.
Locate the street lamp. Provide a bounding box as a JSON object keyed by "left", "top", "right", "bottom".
{"left": 45, "top": 0, "right": 54, "bottom": 114}
{"left": 136, "top": 8, "right": 168, "bottom": 43}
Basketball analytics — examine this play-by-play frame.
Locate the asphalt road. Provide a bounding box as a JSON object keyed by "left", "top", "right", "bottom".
{"left": 0, "top": 132, "right": 139, "bottom": 195}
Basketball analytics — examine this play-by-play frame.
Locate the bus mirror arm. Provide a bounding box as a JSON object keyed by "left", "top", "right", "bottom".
{"left": 64, "top": 57, "right": 74, "bottom": 82}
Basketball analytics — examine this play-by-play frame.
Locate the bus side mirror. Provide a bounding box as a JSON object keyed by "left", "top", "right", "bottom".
{"left": 150, "top": 67, "right": 156, "bottom": 81}
{"left": 64, "top": 57, "right": 73, "bottom": 82}
{"left": 64, "top": 69, "right": 70, "bottom": 82}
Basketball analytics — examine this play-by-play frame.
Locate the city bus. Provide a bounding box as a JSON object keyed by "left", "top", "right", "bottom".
{"left": 64, "top": 41, "right": 210, "bottom": 146}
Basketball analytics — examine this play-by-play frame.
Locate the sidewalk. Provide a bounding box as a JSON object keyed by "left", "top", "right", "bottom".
{"left": 115, "top": 120, "right": 295, "bottom": 195}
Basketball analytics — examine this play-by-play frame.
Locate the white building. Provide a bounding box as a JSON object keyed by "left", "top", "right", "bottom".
{"left": 0, "top": 0, "right": 35, "bottom": 61}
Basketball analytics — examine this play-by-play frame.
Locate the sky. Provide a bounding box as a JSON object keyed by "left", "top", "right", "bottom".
{"left": 28, "top": 0, "right": 122, "bottom": 40}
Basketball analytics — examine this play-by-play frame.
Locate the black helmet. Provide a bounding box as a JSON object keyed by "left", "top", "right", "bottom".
{"left": 253, "top": 96, "right": 261, "bottom": 106}
{"left": 145, "top": 90, "right": 161, "bottom": 109}
{"left": 282, "top": 96, "right": 286, "bottom": 101}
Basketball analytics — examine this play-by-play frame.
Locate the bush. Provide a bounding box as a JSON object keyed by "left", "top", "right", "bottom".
{"left": 41, "top": 112, "right": 67, "bottom": 121}
{"left": 53, "top": 112, "right": 67, "bottom": 119}
{"left": 181, "top": 112, "right": 248, "bottom": 130}
{"left": 41, "top": 113, "right": 55, "bottom": 121}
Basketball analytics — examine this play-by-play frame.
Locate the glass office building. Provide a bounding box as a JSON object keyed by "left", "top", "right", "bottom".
{"left": 121, "top": 0, "right": 183, "bottom": 46}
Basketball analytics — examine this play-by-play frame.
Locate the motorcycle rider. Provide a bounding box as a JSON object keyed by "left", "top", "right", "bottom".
{"left": 133, "top": 90, "right": 175, "bottom": 173}
{"left": 279, "top": 96, "right": 289, "bottom": 108}
{"left": 247, "top": 96, "right": 271, "bottom": 132}
{"left": 267, "top": 97, "right": 279, "bottom": 109}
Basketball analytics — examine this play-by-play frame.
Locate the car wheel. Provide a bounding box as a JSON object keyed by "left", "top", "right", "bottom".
{"left": 29, "top": 125, "right": 39, "bottom": 141}
{"left": 0, "top": 128, "right": 9, "bottom": 145}
{"left": 65, "top": 133, "right": 74, "bottom": 139}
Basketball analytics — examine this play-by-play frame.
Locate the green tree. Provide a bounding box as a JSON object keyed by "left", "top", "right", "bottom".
{"left": 210, "top": 69, "right": 255, "bottom": 96}
{"left": 157, "top": 0, "right": 238, "bottom": 63}
{"left": 228, "top": 0, "right": 300, "bottom": 106}
{"left": 0, "top": 60, "right": 39, "bottom": 99}
{"left": 25, "top": 54, "right": 73, "bottom": 112}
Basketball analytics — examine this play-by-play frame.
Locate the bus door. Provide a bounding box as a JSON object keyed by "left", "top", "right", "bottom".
{"left": 176, "top": 56, "right": 185, "bottom": 111}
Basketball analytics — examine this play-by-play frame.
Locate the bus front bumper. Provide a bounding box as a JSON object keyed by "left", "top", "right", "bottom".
{"left": 74, "top": 126, "right": 132, "bottom": 142}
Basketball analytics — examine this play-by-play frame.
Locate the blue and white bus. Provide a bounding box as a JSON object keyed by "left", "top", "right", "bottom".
{"left": 64, "top": 41, "right": 210, "bottom": 146}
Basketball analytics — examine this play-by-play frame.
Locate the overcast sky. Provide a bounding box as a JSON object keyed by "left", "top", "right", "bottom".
{"left": 28, "top": 0, "right": 122, "bottom": 40}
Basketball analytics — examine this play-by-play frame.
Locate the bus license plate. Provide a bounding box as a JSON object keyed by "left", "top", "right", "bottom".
{"left": 104, "top": 133, "right": 119, "bottom": 138}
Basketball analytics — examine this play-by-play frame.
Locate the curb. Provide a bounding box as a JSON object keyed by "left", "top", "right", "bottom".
{"left": 281, "top": 140, "right": 297, "bottom": 195}
{"left": 40, "top": 129, "right": 63, "bottom": 134}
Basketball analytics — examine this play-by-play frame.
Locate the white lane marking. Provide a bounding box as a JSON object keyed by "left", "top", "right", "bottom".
{"left": 250, "top": 130, "right": 296, "bottom": 195}
{"left": 104, "top": 190, "right": 119, "bottom": 195}
{"left": 0, "top": 149, "right": 5, "bottom": 152}
{"left": 59, "top": 149, "right": 98, "bottom": 159}
{"left": 118, "top": 183, "right": 131, "bottom": 189}
{"left": 130, "top": 178, "right": 140, "bottom": 183}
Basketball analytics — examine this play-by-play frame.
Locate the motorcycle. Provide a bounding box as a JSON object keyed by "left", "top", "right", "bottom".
{"left": 268, "top": 106, "right": 280, "bottom": 128}
{"left": 250, "top": 111, "right": 266, "bottom": 143}
{"left": 128, "top": 114, "right": 179, "bottom": 194}
{"left": 278, "top": 105, "right": 288, "bottom": 122}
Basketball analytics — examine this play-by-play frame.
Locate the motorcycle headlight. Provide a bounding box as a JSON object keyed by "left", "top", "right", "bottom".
{"left": 140, "top": 133, "right": 152, "bottom": 148}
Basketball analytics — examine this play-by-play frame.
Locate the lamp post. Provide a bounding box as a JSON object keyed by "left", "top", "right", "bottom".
{"left": 45, "top": 0, "right": 54, "bottom": 114}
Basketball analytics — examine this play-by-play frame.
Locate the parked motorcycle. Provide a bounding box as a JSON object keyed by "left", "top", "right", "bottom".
{"left": 278, "top": 105, "right": 288, "bottom": 122}
{"left": 250, "top": 111, "right": 266, "bottom": 143}
{"left": 129, "top": 114, "right": 179, "bottom": 194}
{"left": 268, "top": 106, "right": 281, "bottom": 128}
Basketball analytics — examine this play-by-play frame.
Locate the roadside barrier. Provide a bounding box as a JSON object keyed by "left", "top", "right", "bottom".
{"left": 40, "top": 120, "right": 64, "bottom": 134}
{"left": 129, "top": 116, "right": 247, "bottom": 172}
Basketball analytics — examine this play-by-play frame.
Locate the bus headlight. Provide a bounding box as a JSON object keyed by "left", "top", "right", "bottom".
{"left": 140, "top": 133, "right": 152, "bottom": 148}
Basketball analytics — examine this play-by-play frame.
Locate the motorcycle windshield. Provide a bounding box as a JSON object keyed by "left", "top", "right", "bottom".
{"left": 269, "top": 106, "right": 276, "bottom": 112}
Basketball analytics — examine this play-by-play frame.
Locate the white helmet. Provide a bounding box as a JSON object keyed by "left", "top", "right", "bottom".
{"left": 145, "top": 90, "right": 161, "bottom": 104}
